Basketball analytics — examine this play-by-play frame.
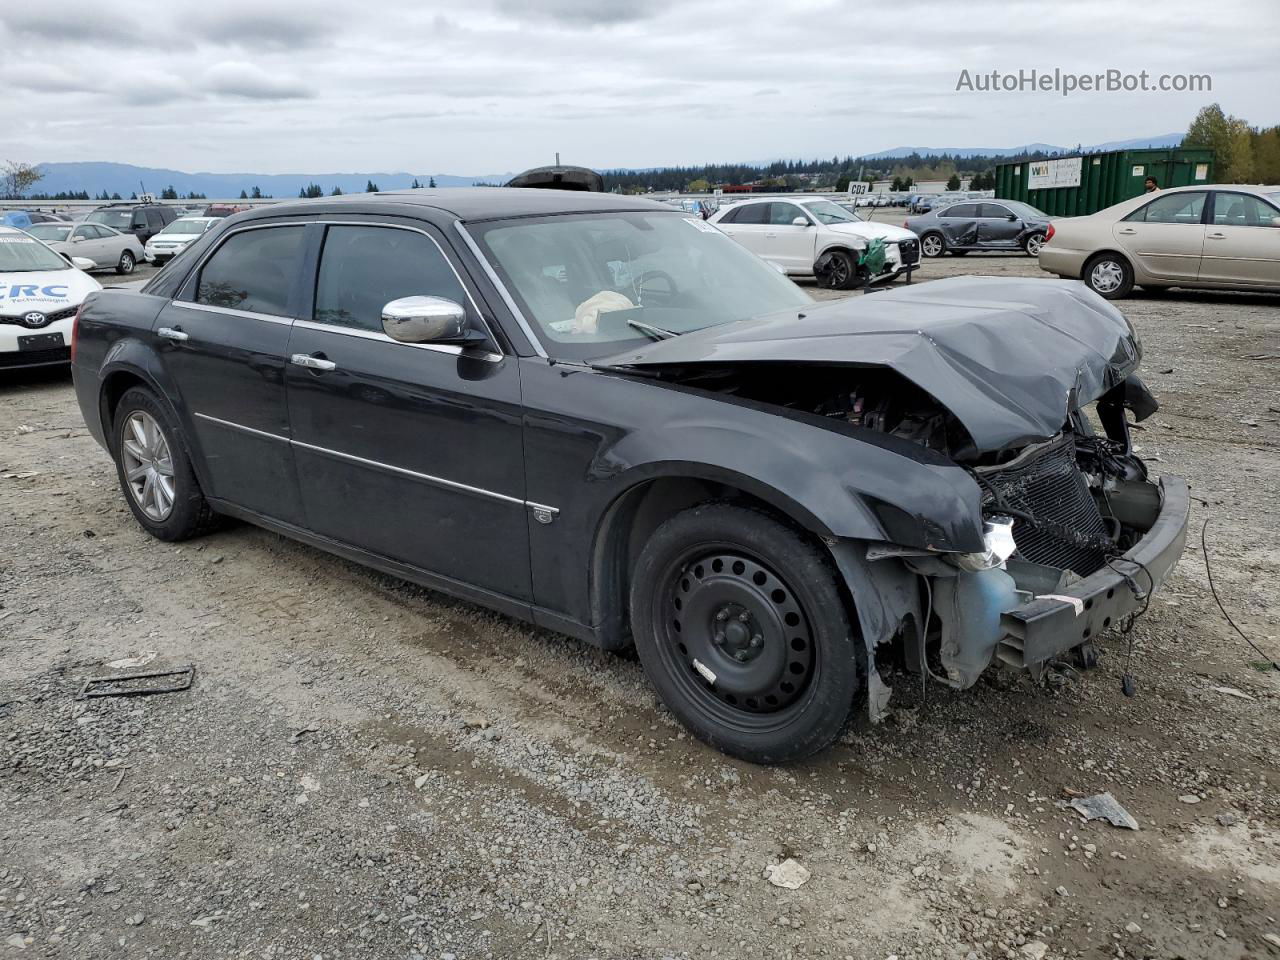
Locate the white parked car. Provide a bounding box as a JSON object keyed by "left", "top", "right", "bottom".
{"left": 144, "top": 216, "right": 219, "bottom": 265}
{"left": 708, "top": 197, "right": 922, "bottom": 289}
{"left": 0, "top": 226, "right": 102, "bottom": 370}
{"left": 25, "top": 221, "right": 147, "bottom": 275}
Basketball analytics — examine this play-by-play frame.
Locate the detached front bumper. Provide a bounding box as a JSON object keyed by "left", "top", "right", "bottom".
{"left": 997, "top": 476, "right": 1190, "bottom": 670}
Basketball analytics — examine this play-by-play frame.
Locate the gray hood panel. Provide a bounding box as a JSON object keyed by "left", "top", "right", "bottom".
{"left": 601, "top": 276, "right": 1141, "bottom": 452}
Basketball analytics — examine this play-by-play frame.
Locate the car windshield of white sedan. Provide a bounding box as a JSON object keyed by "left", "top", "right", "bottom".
{"left": 162, "top": 220, "right": 210, "bottom": 235}
{"left": 26, "top": 224, "right": 72, "bottom": 242}
{"left": 473, "top": 211, "right": 812, "bottom": 361}
{"left": 86, "top": 210, "right": 133, "bottom": 230}
{"left": 0, "top": 235, "right": 72, "bottom": 272}
{"left": 802, "top": 200, "right": 858, "bottom": 224}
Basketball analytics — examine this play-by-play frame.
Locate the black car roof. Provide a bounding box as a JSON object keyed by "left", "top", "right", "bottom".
{"left": 233, "top": 187, "right": 672, "bottom": 224}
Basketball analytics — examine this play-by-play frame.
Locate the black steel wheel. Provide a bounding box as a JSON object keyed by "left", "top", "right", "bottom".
{"left": 630, "top": 503, "right": 859, "bottom": 763}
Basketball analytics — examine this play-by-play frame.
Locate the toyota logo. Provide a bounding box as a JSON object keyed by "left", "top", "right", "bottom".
{"left": 21, "top": 312, "right": 48, "bottom": 328}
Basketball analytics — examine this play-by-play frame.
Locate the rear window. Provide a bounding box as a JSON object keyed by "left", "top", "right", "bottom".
{"left": 194, "top": 226, "right": 304, "bottom": 317}
{"left": 86, "top": 210, "right": 134, "bottom": 230}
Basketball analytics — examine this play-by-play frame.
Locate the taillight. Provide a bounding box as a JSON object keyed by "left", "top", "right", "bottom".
{"left": 902, "top": 221, "right": 909, "bottom": 228}
{"left": 1045, "top": 223, "right": 1055, "bottom": 244}
{"left": 71, "top": 302, "right": 85, "bottom": 363}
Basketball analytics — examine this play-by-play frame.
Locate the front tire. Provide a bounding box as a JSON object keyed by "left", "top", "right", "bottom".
{"left": 1083, "top": 252, "right": 1134, "bottom": 299}
{"left": 629, "top": 503, "right": 860, "bottom": 764}
{"left": 116, "top": 250, "right": 135, "bottom": 275}
{"left": 112, "top": 386, "right": 219, "bottom": 541}
{"left": 920, "top": 232, "right": 945, "bottom": 257}
{"left": 818, "top": 249, "right": 861, "bottom": 291}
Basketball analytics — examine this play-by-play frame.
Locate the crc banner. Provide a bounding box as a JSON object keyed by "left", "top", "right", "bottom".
{"left": 1027, "top": 156, "right": 1082, "bottom": 190}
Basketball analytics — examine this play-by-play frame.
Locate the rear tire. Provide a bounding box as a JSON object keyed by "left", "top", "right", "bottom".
{"left": 1023, "top": 232, "right": 1046, "bottom": 257}
{"left": 920, "top": 232, "right": 945, "bottom": 257}
{"left": 1083, "top": 252, "right": 1134, "bottom": 299}
{"left": 116, "top": 251, "right": 135, "bottom": 275}
{"left": 112, "top": 386, "right": 220, "bottom": 541}
{"left": 629, "top": 502, "right": 860, "bottom": 764}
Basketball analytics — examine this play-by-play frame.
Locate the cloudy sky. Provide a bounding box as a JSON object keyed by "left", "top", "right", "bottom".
{"left": 1, "top": 0, "right": 1276, "bottom": 175}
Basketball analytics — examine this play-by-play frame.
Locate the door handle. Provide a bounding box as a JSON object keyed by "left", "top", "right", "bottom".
{"left": 291, "top": 353, "right": 337, "bottom": 372}
{"left": 1207, "top": 232, "right": 1226, "bottom": 239}
{"left": 764, "top": 232, "right": 777, "bottom": 238}
{"left": 157, "top": 326, "right": 188, "bottom": 342}
{"left": 1117, "top": 228, "right": 1136, "bottom": 235}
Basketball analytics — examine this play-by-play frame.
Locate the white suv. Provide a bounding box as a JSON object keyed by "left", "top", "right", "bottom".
{"left": 709, "top": 197, "right": 921, "bottom": 289}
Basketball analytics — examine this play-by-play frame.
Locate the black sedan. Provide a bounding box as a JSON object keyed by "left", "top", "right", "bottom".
{"left": 904, "top": 199, "right": 1051, "bottom": 257}
{"left": 70, "top": 189, "right": 1188, "bottom": 763}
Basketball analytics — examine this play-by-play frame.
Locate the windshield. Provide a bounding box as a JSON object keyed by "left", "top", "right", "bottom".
{"left": 162, "top": 219, "right": 209, "bottom": 235}
{"left": 471, "top": 211, "right": 811, "bottom": 362}
{"left": 86, "top": 210, "right": 134, "bottom": 230}
{"left": 26, "top": 224, "right": 72, "bottom": 242}
{"left": 801, "top": 199, "right": 857, "bottom": 224}
{"left": 1004, "top": 200, "right": 1048, "bottom": 219}
{"left": 0, "top": 234, "right": 72, "bottom": 272}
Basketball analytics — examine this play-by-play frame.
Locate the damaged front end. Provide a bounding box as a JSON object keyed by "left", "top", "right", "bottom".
{"left": 828, "top": 373, "right": 1189, "bottom": 709}
{"left": 601, "top": 277, "right": 1191, "bottom": 714}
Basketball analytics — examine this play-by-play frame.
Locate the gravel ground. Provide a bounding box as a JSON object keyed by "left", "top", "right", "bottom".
{"left": 1, "top": 242, "right": 1278, "bottom": 960}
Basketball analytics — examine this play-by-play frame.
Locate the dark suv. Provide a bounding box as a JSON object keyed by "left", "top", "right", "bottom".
{"left": 84, "top": 202, "right": 178, "bottom": 245}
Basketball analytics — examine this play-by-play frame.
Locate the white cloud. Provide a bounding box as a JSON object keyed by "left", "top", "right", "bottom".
{"left": 2, "top": 0, "right": 1276, "bottom": 174}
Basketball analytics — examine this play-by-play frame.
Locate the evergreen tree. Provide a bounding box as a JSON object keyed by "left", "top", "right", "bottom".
{"left": 330, "top": 186, "right": 344, "bottom": 195}
{"left": 251, "top": 186, "right": 263, "bottom": 199}
{"left": 410, "top": 178, "right": 421, "bottom": 189}
{"left": 366, "top": 180, "right": 379, "bottom": 193}
{"left": 239, "top": 190, "right": 249, "bottom": 199}
{"left": 428, "top": 176, "right": 436, "bottom": 188}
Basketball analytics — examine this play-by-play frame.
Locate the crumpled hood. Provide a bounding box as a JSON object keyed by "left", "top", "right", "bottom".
{"left": 600, "top": 275, "right": 1141, "bottom": 453}
{"left": 826, "top": 220, "right": 918, "bottom": 243}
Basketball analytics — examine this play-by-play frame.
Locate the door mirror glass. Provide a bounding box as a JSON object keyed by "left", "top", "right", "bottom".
{"left": 382, "top": 296, "right": 469, "bottom": 343}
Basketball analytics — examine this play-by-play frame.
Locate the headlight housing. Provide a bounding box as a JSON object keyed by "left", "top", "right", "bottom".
{"left": 952, "top": 517, "right": 1017, "bottom": 571}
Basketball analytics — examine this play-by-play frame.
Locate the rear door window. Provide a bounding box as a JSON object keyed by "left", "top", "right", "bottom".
{"left": 728, "top": 203, "right": 768, "bottom": 225}
{"left": 979, "top": 203, "right": 1013, "bottom": 218}
{"left": 940, "top": 203, "right": 979, "bottom": 218}
{"left": 312, "top": 225, "right": 469, "bottom": 333}
{"left": 195, "top": 226, "right": 305, "bottom": 316}
{"left": 1211, "top": 193, "right": 1279, "bottom": 227}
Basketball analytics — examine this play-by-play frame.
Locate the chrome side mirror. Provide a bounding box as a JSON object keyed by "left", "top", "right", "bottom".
{"left": 381, "top": 296, "right": 469, "bottom": 344}
{"left": 791, "top": 217, "right": 810, "bottom": 227}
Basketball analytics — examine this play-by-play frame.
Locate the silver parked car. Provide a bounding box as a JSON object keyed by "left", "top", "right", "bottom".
{"left": 905, "top": 200, "right": 1052, "bottom": 257}
{"left": 1038, "top": 184, "right": 1280, "bottom": 298}
{"left": 24, "top": 222, "right": 148, "bottom": 275}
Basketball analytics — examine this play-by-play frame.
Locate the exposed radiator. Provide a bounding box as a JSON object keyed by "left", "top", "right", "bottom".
{"left": 977, "top": 433, "right": 1111, "bottom": 576}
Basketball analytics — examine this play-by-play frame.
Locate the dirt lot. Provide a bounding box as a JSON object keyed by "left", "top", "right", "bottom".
{"left": 2, "top": 248, "right": 1278, "bottom": 960}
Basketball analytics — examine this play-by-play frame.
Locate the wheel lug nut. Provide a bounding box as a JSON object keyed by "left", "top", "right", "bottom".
{"left": 738, "top": 612, "right": 750, "bottom": 623}
{"left": 750, "top": 635, "right": 762, "bottom": 648}
{"left": 715, "top": 610, "right": 728, "bottom": 621}
{"left": 713, "top": 632, "right": 725, "bottom": 645}
{"left": 734, "top": 650, "right": 749, "bottom": 662}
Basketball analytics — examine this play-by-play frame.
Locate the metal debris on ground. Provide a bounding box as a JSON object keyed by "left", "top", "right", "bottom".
{"left": 1060, "top": 791, "right": 1140, "bottom": 830}
{"left": 764, "top": 858, "right": 810, "bottom": 889}
{"left": 77, "top": 665, "right": 195, "bottom": 699}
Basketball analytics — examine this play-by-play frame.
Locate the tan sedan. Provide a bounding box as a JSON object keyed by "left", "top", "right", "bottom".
{"left": 1038, "top": 184, "right": 1280, "bottom": 298}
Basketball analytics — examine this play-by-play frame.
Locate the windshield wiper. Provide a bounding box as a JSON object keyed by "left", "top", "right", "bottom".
{"left": 626, "top": 317, "right": 678, "bottom": 340}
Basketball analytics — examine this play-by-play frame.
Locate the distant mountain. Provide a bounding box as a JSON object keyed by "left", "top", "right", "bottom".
{"left": 863, "top": 143, "right": 1066, "bottom": 159}
{"left": 32, "top": 162, "right": 513, "bottom": 199}
{"left": 1084, "top": 132, "right": 1184, "bottom": 151}
{"left": 863, "top": 133, "right": 1183, "bottom": 161}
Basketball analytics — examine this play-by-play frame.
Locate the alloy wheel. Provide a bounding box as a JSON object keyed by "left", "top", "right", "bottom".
{"left": 1026, "top": 234, "right": 1044, "bottom": 256}
{"left": 120, "top": 411, "right": 175, "bottom": 521}
{"left": 921, "top": 234, "right": 943, "bottom": 257}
